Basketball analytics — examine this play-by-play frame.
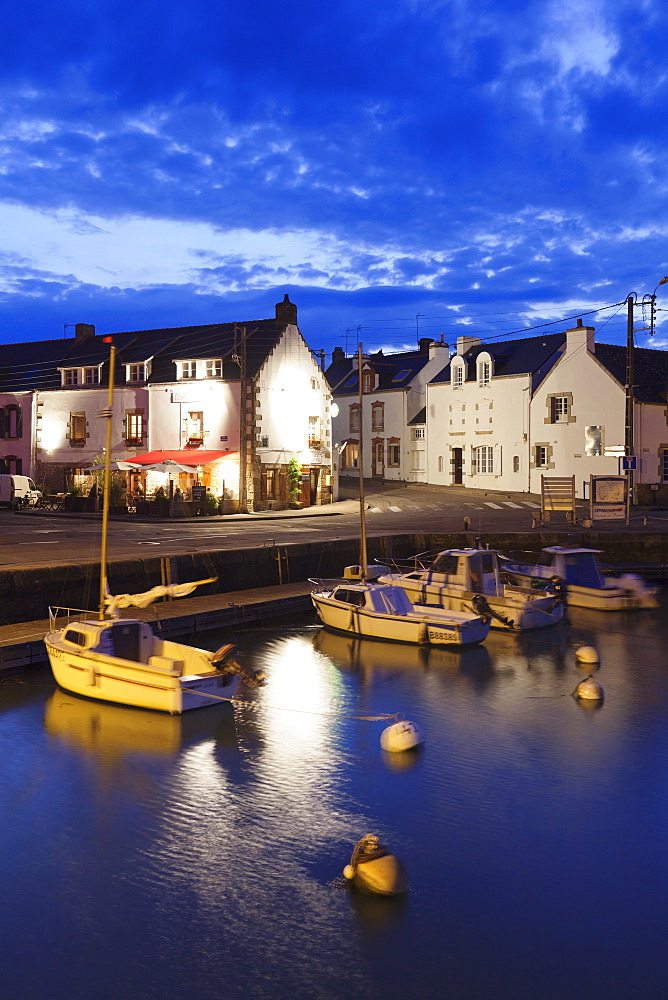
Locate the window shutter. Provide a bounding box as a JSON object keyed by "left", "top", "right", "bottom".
{"left": 15, "top": 407, "right": 22, "bottom": 438}
{"left": 0, "top": 407, "right": 6, "bottom": 438}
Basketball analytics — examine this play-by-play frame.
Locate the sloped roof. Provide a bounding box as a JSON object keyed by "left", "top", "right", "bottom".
{"left": 0, "top": 311, "right": 290, "bottom": 392}
{"left": 594, "top": 342, "right": 668, "bottom": 404}
{"left": 326, "top": 348, "right": 435, "bottom": 395}
{"left": 429, "top": 331, "right": 567, "bottom": 385}
{"left": 408, "top": 406, "right": 426, "bottom": 425}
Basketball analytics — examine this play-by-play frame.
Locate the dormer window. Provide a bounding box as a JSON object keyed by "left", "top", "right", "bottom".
{"left": 60, "top": 366, "right": 101, "bottom": 387}
{"left": 63, "top": 369, "right": 79, "bottom": 386}
{"left": 179, "top": 361, "right": 197, "bottom": 380}
{"left": 205, "top": 359, "right": 222, "bottom": 378}
{"left": 476, "top": 352, "right": 493, "bottom": 387}
{"left": 127, "top": 363, "right": 146, "bottom": 383}
{"left": 362, "top": 370, "right": 375, "bottom": 393}
{"left": 84, "top": 367, "right": 100, "bottom": 385}
{"left": 451, "top": 359, "right": 465, "bottom": 389}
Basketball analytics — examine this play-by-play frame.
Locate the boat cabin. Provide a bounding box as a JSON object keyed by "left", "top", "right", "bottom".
{"left": 61, "top": 619, "right": 157, "bottom": 663}
{"left": 332, "top": 584, "right": 415, "bottom": 616}
{"left": 529, "top": 547, "right": 605, "bottom": 589}
{"left": 403, "top": 549, "right": 502, "bottom": 596}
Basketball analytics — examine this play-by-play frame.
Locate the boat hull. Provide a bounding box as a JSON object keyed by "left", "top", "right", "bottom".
{"left": 45, "top": 637, "right": 241, "bottom": 714}
{"left": 502, "top": 572, "right": 659, "bottom": 611}
{"left": 384, "top": 577, "right": 564, "bottom": 630}
{"left": 311, "top": 594, "right": 488, "bottom": 646}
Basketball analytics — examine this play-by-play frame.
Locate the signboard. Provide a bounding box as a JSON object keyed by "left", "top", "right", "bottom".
{"left": 590, "top": 475, "right": 629, "bottom": 523}
{"left": 192, "top": 484, "right": 206, "bottom": 503}
{"left": 622, "top": 456, "right": 637, "bottom": 471}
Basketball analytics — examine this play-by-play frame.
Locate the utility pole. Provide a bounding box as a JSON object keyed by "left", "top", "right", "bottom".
{"left": 625, "top": 295, "right": 635, "bottom": 505}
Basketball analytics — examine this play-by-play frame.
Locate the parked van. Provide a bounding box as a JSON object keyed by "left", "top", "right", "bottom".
{"left": 0, "top": 474, "right": 42, "bottom": 509}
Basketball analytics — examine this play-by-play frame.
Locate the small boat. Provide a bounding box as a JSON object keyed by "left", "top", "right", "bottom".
{"left": 375, "top": 548, "right": 565, "bottom": 631}
{"left": 44, "top": 339, "right": 264, "bottom": 714}
{"left": 498, "top": 546, "right": 659, "bottom": 611}
{"left": 45, "top": 611, "right": 263, "bottom": 714}
{"left": 310, "top": 578, "right": 489, "bottom": 647}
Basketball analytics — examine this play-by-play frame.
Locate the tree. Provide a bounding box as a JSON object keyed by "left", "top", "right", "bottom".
{"left": 287, "top": 458, "right": 302, "bottom": 505}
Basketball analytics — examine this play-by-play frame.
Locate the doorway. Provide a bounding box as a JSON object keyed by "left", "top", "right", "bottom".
{"left": 373, "top": 440, "right": 384, "bottom": 478}
{"left": 452, "top": 448, "right": 463, "bottom": 485}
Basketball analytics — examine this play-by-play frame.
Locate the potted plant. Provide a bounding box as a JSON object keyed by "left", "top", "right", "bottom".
{"left": 287, "top": 458, "right": 303, "bottom": 509}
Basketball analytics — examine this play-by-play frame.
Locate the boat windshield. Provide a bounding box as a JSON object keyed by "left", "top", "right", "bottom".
{"left": 561, "top": 553, "right": 603, "bottom": 588}
{"left": 372, "top": 588, "right": 413, "bottom": 616}
{"left": 431, "top": 553, "right": 458, "bottom": 575}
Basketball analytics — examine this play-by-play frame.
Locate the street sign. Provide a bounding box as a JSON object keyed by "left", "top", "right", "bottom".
{"left": 622, "top": 456, "right": 637, "bottom": 471}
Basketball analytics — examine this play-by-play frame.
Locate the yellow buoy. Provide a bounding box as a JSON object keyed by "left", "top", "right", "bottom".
{"left": 345, "top": 834, "right": 408, "bottom": 896}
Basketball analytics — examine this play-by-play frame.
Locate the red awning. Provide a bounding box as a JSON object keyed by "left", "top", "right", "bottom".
{"left": 131, "top": 450, "right": 237, "bottom": 467}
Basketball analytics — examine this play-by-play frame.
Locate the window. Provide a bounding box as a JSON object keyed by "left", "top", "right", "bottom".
{"left": 362, "top": 370, "right": 374, "bottom": 393}
{"left": 349, "top": 405, "right": 360, "bottom": 434}
{"left": 513, "top": 455, "right": 520, "bottom": 473}
{"left": 64, "top": 369, "right": 79, "bottom": 386}
{"left": 343, "top": 374, "right": 358, "bottom": 388}
{"left": 472, "top": 445, "right": 494, "bottom": 474}
{"left": 411, "top": 450, "right": 425, "bottom": 471}
{"left": 392, "top": 369, "right": 411, "bottom": 382}
{"left": 0, "top": 455, "right": 22, "bottom": 474}
{"left": 548, "top": 393, "right": 572, "bottom": 423}
{"left": 477, "top": 359, "right": 491, "bottom": 386}
{"left": 179, "top": 361, "right": 197, "bottom": 380}
{"left": 0, "top": 405, "right": 22, "bottom": 439}
{"left": 84, "top": 367, "right": 100, "bottom": 385}
{"left": 341, "top": 442, "right": 359, "bottom": 469}
{"left": 662, "top": 449, "right": 668, "bottom": 484}
{"left": 125, "top": 410, "right": 144, "bottom": 445}
{"left": 69, "top": 412, "right": 87, "bottom": 446}
{"left": 205, "top": 359, "right": 222, "bottom": 378}
{"left": 535, "top": 445, "right": 548, "bottom": 468}
{"left": 451, "top": 361, "right": 464, "bottom": 388}
{"left": 438, "top": 455, "right": 443, "bottom": 473}
{"left": 387, "top": 442, "right": 400, "bottom": 466}
{"left": 371, "top": 403, "right": 384, "bottom": 432}
{"left": 311, "top": 377, "right": 318, "bottom": 390}
{"left": 411, "top": 427, "right": 425, "bottom": 440}
{"left": 309, "top": 416, "right": 322, "bottom": 448}
{"left": 128, "top": 363, "right": 146, "bottom": 382}
{"left": 186, "top": 411, "right": 204, "bottom": 444}
{"left": 264, "top": 469, "right": 277, "bottom": 500}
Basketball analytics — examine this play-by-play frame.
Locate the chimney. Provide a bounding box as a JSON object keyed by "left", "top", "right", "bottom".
{"left": 565, "top": 319, "right": 595, "bottom": 355}
{"left": 456, "top": 335, "right": 481, "bottom": 356}
{"left": 275, "top": 294, "right": 297, "bottom": 326}
{"left": 418, "top": 337, "right": 434, "bottom": 354}
{"left": 331, "top": 346, "right": 346, "bottom": 364}
{"left": 429, "top": 334, "right": 449, "bottom": 360}
{"left": 75, "top": 323, "right": 95, "bottom": 342}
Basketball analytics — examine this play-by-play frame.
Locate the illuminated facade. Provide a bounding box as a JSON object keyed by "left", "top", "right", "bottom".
{"left": 0, "top": 300, "right": 334, "bottom": 509}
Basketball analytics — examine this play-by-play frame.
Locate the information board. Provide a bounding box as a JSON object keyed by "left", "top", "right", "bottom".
{"left": 192, "top": 484, "right": 206, "bottom": 503}
{"left": 590, "top": 475, "right": 629, "bottom": 522}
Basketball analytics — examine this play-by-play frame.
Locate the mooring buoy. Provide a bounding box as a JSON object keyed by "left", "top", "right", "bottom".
{"left": 380, "top": 720, "right": 423, "bottom": 753}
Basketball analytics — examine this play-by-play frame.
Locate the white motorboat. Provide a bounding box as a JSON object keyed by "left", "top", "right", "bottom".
{"left": 374, "top": 548, "right": 565, "bottom": 631}
{"left": 498, "top": 546, "right": 659, "bottom": 611}
{"left": 44, "top": 340, "right": 263, "bottom": 713}
{"left": 310, "top": 578, "right": 490, "bottom": 647}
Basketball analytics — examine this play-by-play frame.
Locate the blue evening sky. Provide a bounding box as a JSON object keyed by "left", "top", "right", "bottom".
{"left": 1, "top": 0, "right": 667, "bottom": 358}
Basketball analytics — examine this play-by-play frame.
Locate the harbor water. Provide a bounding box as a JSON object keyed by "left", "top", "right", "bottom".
{"left": 1, "top": 595, "right": 667, "bottom": 1000}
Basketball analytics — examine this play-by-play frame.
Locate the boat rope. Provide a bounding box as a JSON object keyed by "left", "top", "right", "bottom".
{"left": 185, "top": 687, "right": 399, "bottom": 722}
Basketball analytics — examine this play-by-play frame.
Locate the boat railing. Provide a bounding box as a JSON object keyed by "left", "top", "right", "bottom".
{"left": 48, "top": 606, "right": 98, "bottom": 630}
{"left": 308, "top": 577, "right": 347, "bottom": 593}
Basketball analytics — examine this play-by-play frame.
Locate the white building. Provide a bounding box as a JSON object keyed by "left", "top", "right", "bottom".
{"left": 426, "top": 323, "right": 668, "bottom": 500}
{"left": 326, "top": 338, "right": 449, "bottom": 482}
{"left": 0, "top": 298, "right": 335, "bottom": 510}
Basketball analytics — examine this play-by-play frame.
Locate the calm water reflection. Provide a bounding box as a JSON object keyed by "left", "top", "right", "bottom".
{"left": 1, "top": 596, "right": 668, "bottom": 1000}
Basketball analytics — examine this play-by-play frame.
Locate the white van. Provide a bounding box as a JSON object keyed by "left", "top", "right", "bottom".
{"left": 0, "top": 474, "right": 42, "bottom": 509}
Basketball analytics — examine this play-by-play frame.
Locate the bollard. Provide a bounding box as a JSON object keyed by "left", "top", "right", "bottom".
{"left": 463, "top": 516, "right": 471, "bottom": 531}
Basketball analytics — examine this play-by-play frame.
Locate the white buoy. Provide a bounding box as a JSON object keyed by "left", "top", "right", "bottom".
{"left": 380, "top": 720, "right": 423, "bottom": 753}
{"left": 575, "top": 646, "right": 600, "bottom": 665}
{"left": 573, "top": 676, "right": 604, "bottom": 700}
{"left": 343, "top": 864, "right": 355, "bottom": 880}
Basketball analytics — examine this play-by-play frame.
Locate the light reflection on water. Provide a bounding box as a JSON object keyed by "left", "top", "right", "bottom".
{"left": 1, "top": 598, "right": 668, "bottom": 999}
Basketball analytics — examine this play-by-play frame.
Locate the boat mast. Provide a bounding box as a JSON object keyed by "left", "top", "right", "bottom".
{"left": 98, "top": 340, "right": 116, "bottom": 620}
{"left": 358, "top": 342, "right": 368, "bottom": 581}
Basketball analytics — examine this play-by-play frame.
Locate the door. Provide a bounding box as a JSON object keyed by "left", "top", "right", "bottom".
{"left": 452, "top": 448, "right": 463, "bottom": 485}
{"left": 373, "top": 440, "right": 384, "bottom": 478}
{"left": 112, "top": 622, "right": 141, "bottom": 661}
{"left": 309, "top": 468, "right": 319, "bottom": 505}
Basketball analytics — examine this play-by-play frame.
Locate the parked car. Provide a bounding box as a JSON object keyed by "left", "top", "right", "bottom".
{"left": 0, "top": 474, "right": 42, "bottom": 509}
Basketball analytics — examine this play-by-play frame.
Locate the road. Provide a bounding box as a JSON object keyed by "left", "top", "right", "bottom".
{"left": 1, "top": 480, "right": 666, "bottom": 570}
